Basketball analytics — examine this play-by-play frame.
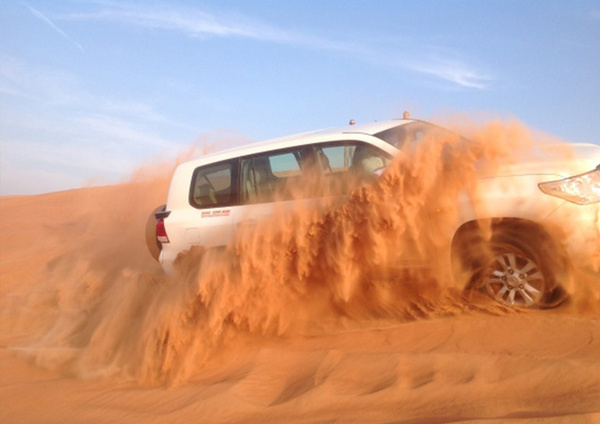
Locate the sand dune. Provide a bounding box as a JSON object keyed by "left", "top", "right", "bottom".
{"left": 1, "top": 123, "right": 600, "bottom": 423}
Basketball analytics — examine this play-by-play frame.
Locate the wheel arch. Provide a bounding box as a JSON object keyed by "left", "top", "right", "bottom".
{"left": 450, "top": 217, "right": 571, "bottom": 306}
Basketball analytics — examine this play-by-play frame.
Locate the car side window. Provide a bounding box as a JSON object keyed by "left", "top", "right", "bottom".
{"left": 269, "top": 152, "right": 303, "bottom": 178}
{"left": 242, "top": 148, "right": 313, "bottom": 203}
{"left": 190, "top": 161, "right": 236, "bottom": 208}
{"left": 348, "top": 144, "right": 391, "bottom": 175}
{"left": 240, "top": 142, "right": 392, "bottom": 204}
{"left": 315, "top": 142, "right": 392, "bottom": 193}
{"left": 318, "top": 143, "right": 391, "bottom": 174}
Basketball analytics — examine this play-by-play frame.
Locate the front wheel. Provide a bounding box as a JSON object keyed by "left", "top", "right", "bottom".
{"left": 454, "top": 220, "right": 569, "bottom": 309}
{"left": 475, "top": 244, "right": 546, "bottom": 307}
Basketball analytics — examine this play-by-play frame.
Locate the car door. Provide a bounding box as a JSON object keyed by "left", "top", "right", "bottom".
{"left": 234, "top": 147, "right": 317, "bottom": 228}
{"left": 185, "top": 159, "right": 238, "bottom": 248}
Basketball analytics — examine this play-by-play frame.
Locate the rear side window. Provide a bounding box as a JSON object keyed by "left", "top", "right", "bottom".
{"left": 189, "top": 161, "right": 237, "bottom": 208}
{"left": 241, "top": 147, "right": 311, "bottom": 203}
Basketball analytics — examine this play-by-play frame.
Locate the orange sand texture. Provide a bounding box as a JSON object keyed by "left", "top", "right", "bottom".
{"left": 1, "top": 121, "right": 600, "bottom": 423}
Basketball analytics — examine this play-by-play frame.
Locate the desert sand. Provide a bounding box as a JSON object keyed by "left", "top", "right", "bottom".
{"left": 1, "top": 124, "right": 600, "bottom": 423}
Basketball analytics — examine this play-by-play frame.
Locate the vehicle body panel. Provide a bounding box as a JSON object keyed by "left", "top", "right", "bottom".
{"left": 154, "top": 118, "right": 600, "bottom": 280}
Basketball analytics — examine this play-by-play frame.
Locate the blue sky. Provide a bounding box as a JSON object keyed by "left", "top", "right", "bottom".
{"left": 1, "top": 1, "right": 599, "bottom": 195}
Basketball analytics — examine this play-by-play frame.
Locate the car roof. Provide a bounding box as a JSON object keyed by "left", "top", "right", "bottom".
{"left": 183, "top": 118, "right": 414, "bottom": 167}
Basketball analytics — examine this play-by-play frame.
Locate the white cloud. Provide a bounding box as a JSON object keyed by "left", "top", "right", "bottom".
{"left": 0, "top": 53, "right": 185, "bottom": 131}
{"left": 74, "top": 114, "right": 179, "bottom": 151}
{"left": 0, "top": 53, "right": 82, "bottom": 104}
{"left": 58, "top": 2, "right": 492, "bottom": 90}
{"left": 0, "top": 54, "right": 185, "bottom": 195}
{"left": 409, "top": 59, "right": 493, "bottom": 90}
{"left": 60, "top": 2, "right": 288, "bottom": 42}
{"left": 1, "top": 107, "right": 180, "bottom": 176}
{"left": 1, "top": 3, "right": 498, "bottom": 195}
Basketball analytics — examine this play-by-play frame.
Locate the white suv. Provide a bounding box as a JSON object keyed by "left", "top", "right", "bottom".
{"left": 146, "top": 117, "right": 600, "bottom": 308}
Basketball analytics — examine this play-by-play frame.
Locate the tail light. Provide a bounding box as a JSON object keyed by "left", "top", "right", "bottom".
{"left": 156, "top": 218, "right": 170, "bottom": 244}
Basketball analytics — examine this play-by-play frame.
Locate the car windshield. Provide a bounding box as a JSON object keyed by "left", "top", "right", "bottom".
{"left": 374, "top": 121, "right": 460, "bottom": 150}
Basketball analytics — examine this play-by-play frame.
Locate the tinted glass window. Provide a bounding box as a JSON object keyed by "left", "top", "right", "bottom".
{"left": 319, "top": 145, "right": 355, "bottom": 172}
{"left": 315, "top": 142, "right": 392, "bottom": 193}
{"left": 240, "top": 142, "right": 392, "bottom": 204}
{"left": 190, "top": 161, "right": 235, "bottom": 208}
{"left": 317, "top": 142, "right": 391, "bottom": 175}
{"left": 241, "top": 147, "right": 312, "bottom": 203}
{"left": 269, "top": 152, "right": 303, "bottom": 177}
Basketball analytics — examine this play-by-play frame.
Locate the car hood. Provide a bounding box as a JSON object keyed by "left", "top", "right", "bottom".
{"left": 477, "top": 143, "right": 600, "bottom": 180}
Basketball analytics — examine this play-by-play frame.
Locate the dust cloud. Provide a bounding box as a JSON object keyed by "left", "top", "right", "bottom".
{"left": 1, "top": 119, "right": 600, "bottom": 422}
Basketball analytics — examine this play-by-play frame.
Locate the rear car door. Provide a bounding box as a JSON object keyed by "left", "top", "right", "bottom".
{"left": 185, "top": 159, "right": 238, "bottom": 248}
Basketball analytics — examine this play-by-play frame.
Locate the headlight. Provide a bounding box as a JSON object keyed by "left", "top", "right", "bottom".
{"left": 538, "top": 165, "right": 600, "bottom": 205}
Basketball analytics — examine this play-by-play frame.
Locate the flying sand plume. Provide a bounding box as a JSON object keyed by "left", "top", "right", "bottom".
{"left": 1, "top": 119, "right": 598, "bottom": 386}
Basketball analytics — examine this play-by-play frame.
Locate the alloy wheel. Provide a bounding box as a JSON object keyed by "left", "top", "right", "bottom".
{"left": 481, "top": 251, "right": 545, "bottom": 307}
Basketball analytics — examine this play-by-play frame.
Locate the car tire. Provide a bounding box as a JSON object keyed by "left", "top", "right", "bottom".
{"left": 454, "top": 220, "right": 569, "bottom": 308}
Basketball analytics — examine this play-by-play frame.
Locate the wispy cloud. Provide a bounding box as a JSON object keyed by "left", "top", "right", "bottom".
{"left": 74, "top": 114, "right": 178, "bottom": 151}
{"left": 61, "top": 2, "right": 362, "bottom": 54}
{"left": 0, "top": 53, "right": 182, "bottom": 127}
{"left": 0, "top": 107, "right": 181, "bottom": 194}
{"left": 0, "top": 53, "right": 185, "bottom": 194}
{"left": 61, "top": 3, "right": 288, "bottom": 42}
{"left": 59, "top": 2, "right": 491, "bottom": 90}
{"left": 409, "top": 58, "right": 493, "bottom": 90}
{"left": 0, "top": 53, "right": 81, "bottom": 103}
{"left": 26, "top": 3, "right": 85, "bottom": 51}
